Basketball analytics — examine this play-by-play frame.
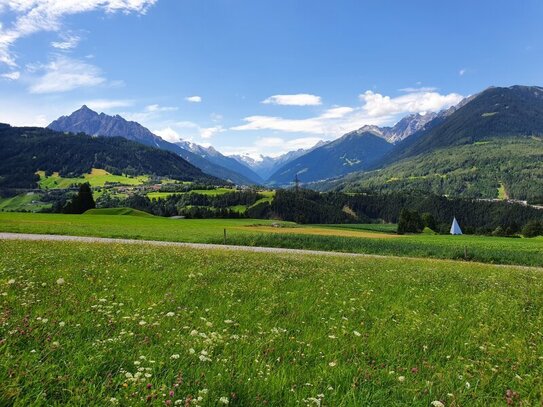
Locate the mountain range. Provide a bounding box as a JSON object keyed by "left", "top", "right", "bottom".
{"left": 48, "top": 106, "right": 261, "bottom": 185}
{"left": 0, "top": 124, "right": 219, "bottom": 189}
{"left": 12, "top": 84, "right": 543, "bottom": 202}
{"left": 319, "top": 85, "right": 543, "bottom": 202}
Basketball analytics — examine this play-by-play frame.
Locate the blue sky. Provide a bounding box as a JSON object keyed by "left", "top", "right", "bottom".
{"left": 0, "top": 0, "right": 542, "bottom": 158}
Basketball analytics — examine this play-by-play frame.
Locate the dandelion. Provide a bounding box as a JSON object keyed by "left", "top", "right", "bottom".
{"left": 218, "top": 396, "right": 229, "bottom": 404}
{"left": 56, "top": 278, "right": 65, "bottom": 285}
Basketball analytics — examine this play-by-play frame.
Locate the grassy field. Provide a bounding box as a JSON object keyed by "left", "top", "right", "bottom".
{"left": 1, "top": 239, "right": 542, "bottom": 405}
{"left": 0, "top": 193, "right": 51, "bottom": 212}
{"left": 37, "top": 169, "right": 149, "bottom": 189}
{"left": 0, "top": 212, "right": 542, "bottom": 266}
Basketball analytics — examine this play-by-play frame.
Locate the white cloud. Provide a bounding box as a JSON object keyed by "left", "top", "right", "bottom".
{"left": 84, "top": 99, "right": 134, "bottom": 110}
{"left": 154, "top": 127, "right": 182, "bottom": 142}
{"left": 185, "top": 95, "right": 202, "bottom": 103}
{"left": 398, "top": 86, "right": 437, "bottom": 93}
{"left": 233, "top": 89, "right": 463, "bottom": 138}
{"left": 262, "top": 93, "right": 322, "bottom": 106}
{"left": 153, "top": 122, "right": 224, "bottom": 142}
{"left": 0, "top": 0, "right": 157, "bottom": 66}
{"left": 1, "top": 70, "right": 20, "bottom": 80}
{"left": 232, "top": 105, "right": 356, "bottom": 135}
{"left": 51, "top": 33, "right": 81, "bottom": 50}
{"left": 28, "top": 55, "right": 105, "bottom": 93}
{"left": 459, "top": 68, "right": 466, "bottom": 76}
{"left": 145, "top": 104, "right": 177, "bottom": 113}
{"left": 200, "top": 125, "right": 224, "bottom": 139}
{"left": 360, "top": 90, "right": 463, "bottom": 117}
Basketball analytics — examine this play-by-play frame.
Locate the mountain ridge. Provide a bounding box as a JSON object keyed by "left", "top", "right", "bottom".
{"left": 48, "top": 107, "right": 260, "bottom": 185}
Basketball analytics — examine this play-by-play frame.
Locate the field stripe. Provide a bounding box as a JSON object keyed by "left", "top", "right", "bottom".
{"left": 1, "top": 232, "right": 542, "bottom": 272}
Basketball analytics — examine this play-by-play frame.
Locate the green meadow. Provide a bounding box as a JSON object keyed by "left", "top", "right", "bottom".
{"left": 0, "top": 212, "right": 542, "bottom": 266}
{"left": 37, "top": 169, "right": 150, "bottom": 189}
{"left": 1, "top": 240, "right": 542, "bottom": 406}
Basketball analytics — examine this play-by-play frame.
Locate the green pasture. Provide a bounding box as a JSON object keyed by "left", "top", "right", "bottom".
{"left": 37, "top": 169, "right": 149, "bottom": 189}
{"left": 0, "top": 212, "right": 542, "bottom": 266}
{"left": 1, "top": 240, "right": 542, "bottom": 405}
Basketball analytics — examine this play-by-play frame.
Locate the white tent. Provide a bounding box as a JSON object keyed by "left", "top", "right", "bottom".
{"left": 450, "top": 217, "right": 463, "bottom": 235}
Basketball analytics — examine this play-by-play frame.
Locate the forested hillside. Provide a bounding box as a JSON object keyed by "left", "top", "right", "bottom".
{"left": 0, "top": 125, "right": 220, "bottom": 189}
{"left": 329, "top": 137, "right": 543, "bottom": 202}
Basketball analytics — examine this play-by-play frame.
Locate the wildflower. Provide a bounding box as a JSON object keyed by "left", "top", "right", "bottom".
{"left": 199, "top": 354, "right": 212, "bottom": 362}
{"left": 219, "top": 396, "right": 229, "bottom": 404}
{"left": 328, "top": 361, "right": 337, "bottom": 367}
{"left": 353, "top": 331, "right": 361, "bottom": 337}
{"left": 431, "top": 402, "right": 444, "bottom": 407}
{"left": 59, "top": 321, "right": 65, "bottom": 327}
{"left": 189, "top": 348, "right": 195, "bottom": 354}
{"left": 56, "top": 278, "right": 65, "bottom": 285}
{"left": 190, "top": 330, "right": 199, "bottom": 336}
{"left": 8, "top": 279, "right": 15, "bottom": 284}
{"left": 109, "top": 397, "right": 119, "bottom": 404}
{"left": 166, "top": 312, "right": 175, "bottom": 317}
{"left": 52, "top": 341, "right": 60, "bottom": 347}
{"left": 465, "top": 381, "right": 471, "bottom": 389}
{"left": 171, "top": 354, "right": 180, "bottom": 359}
{"left": 139, "top": 320, "right": 147, "bottom": 326}
{"left": 398, "top": 376, "right": 405, "bottom": 383}
{"left": 224, "top": 320, "right": 234, "bottom": 324}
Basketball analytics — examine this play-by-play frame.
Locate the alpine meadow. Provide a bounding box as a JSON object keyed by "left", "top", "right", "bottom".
{"left": 2, "top": 1, "right": 543, "bottom": 406}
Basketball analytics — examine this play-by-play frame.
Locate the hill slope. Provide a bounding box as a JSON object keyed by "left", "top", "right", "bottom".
{"left": 0, "top": 125, "right": 219, "bottom": 189}
{"left": 268, "top": 131, "right": 393, "bottom": 185}
{"left": 48, "top": 106, "right": 258, "bottom": 185}
{"left": 176, "top": 141, "right": 263, "bottom": 184}
{"left": 328, "top": 86, "right": 543, "bottom": 201}
{"left": 376, "top": 85, "right": 543, "bottom": 166}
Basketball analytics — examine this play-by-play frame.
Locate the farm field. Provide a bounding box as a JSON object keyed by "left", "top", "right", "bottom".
{"left": 1, "top": 239, "right": 542, "bottom": 405}
{"left": 0, "top": 212, "right": 542, "bottom": 266}
{"left": 0, "top": 193, "right": 50, "bottom": 212}
{"left": 37, "top": 169, "right": 150, "bottom": 189}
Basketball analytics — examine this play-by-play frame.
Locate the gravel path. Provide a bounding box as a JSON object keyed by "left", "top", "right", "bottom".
{"left": 1, "top": 232, "right": 541, "bottom": 271}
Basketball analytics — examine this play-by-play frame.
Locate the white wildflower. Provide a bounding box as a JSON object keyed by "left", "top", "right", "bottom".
{"left": 218, "top": 396, "right": 229, "bottom": 404}
{"left": 56, "top": 278, "right": 65, "bottom": 285}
